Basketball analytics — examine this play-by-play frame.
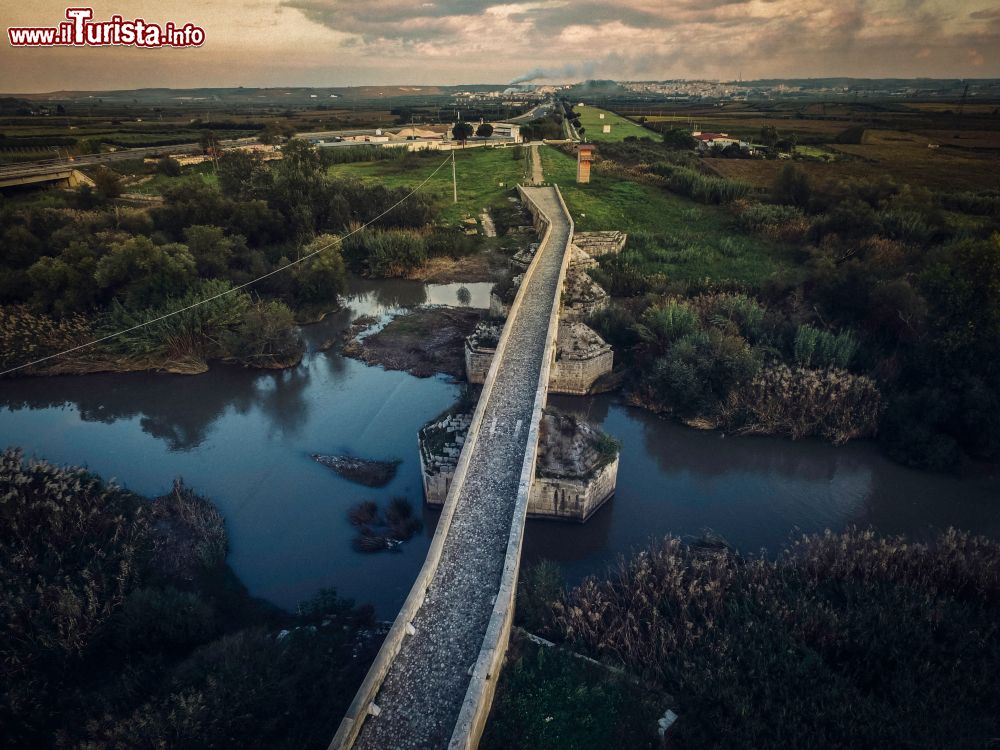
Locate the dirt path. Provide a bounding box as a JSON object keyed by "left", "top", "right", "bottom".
{"left": 530, "top": 144, "right": 544, "bottom": 185}
{"left": 479, "top": 209, "right": 497, "bottom": 237}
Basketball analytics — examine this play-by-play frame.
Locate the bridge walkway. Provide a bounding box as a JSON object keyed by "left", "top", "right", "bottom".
{"left": 348, "top": 186, "right": 571, "bottom": 750}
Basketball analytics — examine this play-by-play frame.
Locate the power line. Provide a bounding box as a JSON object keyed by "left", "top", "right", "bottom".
{"left": 1, "top": 153, "right": 454, "bottom": 378}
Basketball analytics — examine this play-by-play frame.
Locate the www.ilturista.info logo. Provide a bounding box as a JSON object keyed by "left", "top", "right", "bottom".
{"left": 8, "top": 7, "right": 205, "bottom": 48}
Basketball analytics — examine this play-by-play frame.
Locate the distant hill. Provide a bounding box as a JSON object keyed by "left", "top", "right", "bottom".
{"left": 0, "top": 85, "right": 509, "bottom": 105}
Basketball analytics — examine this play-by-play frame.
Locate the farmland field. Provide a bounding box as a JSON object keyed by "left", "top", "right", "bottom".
{"left": 327, "top": 146, "right": 530, "bottom": 225}
{"left": 574, "top": 106, "right": 659, "bottom": 142}
{"left": 540, "top": 146, "right": 796, "bottom": 286}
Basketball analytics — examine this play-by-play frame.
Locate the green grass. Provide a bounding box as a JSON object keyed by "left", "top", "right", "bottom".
{"left": 328, "top": 146, "right": 529, "bottom": 225}
{"left": 541, "top": 146, "right": 796, "bottom": 285}
{"left": 131, "top": 162, "right": 218, "bottom": 194}
{"left": 575, "top": 106, "right": 658, "bottom": 143}
{"left": 795, "top": 145, "right": 837, "bottom": 161}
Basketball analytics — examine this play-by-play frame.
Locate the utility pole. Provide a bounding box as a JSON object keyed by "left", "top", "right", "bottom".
{"left": 452, "top": 150, "right": 457, "bottom": 203}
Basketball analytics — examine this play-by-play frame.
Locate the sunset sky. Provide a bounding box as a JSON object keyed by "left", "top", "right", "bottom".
{"left": 3, "top": 0, "right": 998, "bottom": 92}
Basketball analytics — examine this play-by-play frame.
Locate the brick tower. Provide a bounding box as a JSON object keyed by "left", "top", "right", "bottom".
{"left": 576, "top": 143, "right": 594, "bottom": 184}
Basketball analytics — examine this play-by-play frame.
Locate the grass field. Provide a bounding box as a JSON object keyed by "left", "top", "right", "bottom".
{"left": 540, "top": 147, "right": 796, "bottom": 285}
{"left": 328, "top": 146, "right": 529, "bottom": 225}
{"left": 129, "top": 162, "right": 218, "bottom": 194}
{"left": 575, "top": 106, "right": 658, "bottom": 143}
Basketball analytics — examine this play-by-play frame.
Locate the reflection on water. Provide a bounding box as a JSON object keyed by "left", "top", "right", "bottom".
{"left": 2, "top": 276, "right": 998, "bottom": 616}
{"left": 0, "top": 278, "right": 474, "bottom": 617}
{"left": 343, "top": 276, "right": 492, "bottom": 316}
{"left": 524, "top": 395, "right": 1000, "bottom": 587}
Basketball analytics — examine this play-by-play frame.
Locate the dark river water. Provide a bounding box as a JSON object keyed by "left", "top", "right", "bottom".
{"left": 2, "top": 278, "right": 997, "bottom": 617}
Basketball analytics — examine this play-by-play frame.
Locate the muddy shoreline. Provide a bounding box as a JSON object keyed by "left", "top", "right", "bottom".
{"left": 342, "top": 306, "right": 483, "bottom": 379}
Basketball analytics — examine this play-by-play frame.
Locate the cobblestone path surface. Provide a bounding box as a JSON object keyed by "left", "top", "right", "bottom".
{"left": 354, "top": 187, "right": 570, "bottom": 749}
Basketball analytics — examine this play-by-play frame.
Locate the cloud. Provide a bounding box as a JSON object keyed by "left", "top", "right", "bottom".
{"left": 278, "top": 0, "right": 999, "bottom": 79}
{"left": 3, "top": 0, "right": 998, "bottom": 91}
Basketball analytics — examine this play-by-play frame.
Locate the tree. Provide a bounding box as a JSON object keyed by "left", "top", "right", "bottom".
{"left": 224, "top": 300, "right": 303, "bottom": 367}
{"left": 772, "top": 164, "right": 812, "bottom": 208}
{"left": 199, "top": 129, "right": 216, "bottom": 154}
{"left": 94, "top": 236, "right": 196, "bottom": 309}
{"left": 292, "top": 234, "right": 347, "bottom": 306}
{"left": 476, "top": 123, "right": 494, "bottom": 139}
{"left": 93, "top": 166, "right": 123, "bottom": 201}
{"left": 759, "top": 124, "right": 779, "bottom": 148}
{"left": 156, "top": 156, "right": 182, "bottom": 177}
{"left": 452, "top": 121, "right": 474, "bottom": 144}
{"left": 183, "top": 225, "right": 235, "bottom": 277}
{"left": 662, "top": 128, "right": 695, "bottom": 149}
{"left": 217, "top": 150, "right": 270, "bottom": 201}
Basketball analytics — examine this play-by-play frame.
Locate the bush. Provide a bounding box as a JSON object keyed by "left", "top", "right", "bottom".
{"left": 551, "top": 530, "right": 1000, "bottom": 750}
{"left": 342, "top": 228, "right": 426, "bottom": 277}
{"left": 640, "top": 329, "right": 760, "bottom": 417}
{"left": 1, "top": 451, "right": 380, "bottom": 750}
{"left": 223, "top": 299, "right": 303, "bottom": 369}
{"left": 516, "top": 561, "right": 564, "bottom": 634}
{"left": 116, "top": 586, "right": 218, "bottom": 654}
{"left": 637, "top": 300, "right": 699, "bottom": 349}
{"left": 719, "top": 364, "right": 881, "bottom": 443}
{"left": 587, "top": 303, "right": 641, "bottom": 350}
{"left": 589, "top": 254, "right": 652, "bottom": 297}
{"left": 737, "top": 201, "right": 808, "bottom": 238}
{"left": 292, "top": 235, "right": 347, "bottom": 305}
{"left": 771, "top": 164, "right": 811, "bottom": 208}
{"left": 649, "top": 163, "right": 752, "bottom": 204}
{"left": 694, "top": 292, "right": 767, "bottom": 343}
{"left": 157, "top": 156, "right": 182, "bottom": 177}
{"left": 793, "top": 324, "right": 858, "bottom": 369}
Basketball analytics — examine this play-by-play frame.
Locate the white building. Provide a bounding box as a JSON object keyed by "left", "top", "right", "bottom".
{"left": 489, "top": 122, "right": 521, "bottom": 141}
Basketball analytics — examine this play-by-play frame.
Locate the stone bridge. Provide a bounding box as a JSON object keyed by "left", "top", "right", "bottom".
{"left": 331, "top": 185, "right": 574, "bottom": 750}
{"left": 0, "top": 165, "right": 94, "bottom": 191}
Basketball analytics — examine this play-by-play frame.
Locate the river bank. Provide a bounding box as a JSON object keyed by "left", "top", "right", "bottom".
{"left": 342, "top": 305, "right": 483, "bottom": 379}
{"left": 1, "top": 274, "right": 997, "bottom": 622}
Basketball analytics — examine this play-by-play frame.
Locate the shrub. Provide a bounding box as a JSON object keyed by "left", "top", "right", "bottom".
{"left": 224, "top": 299, "right": 303, "bottom": 369}
{"left": 516, "top": 561, "right": 564, "bottom": 634}
{"left": 637, "top": 300, "right": 699, "bottom": 348}
{"left": 157, "top": 156, "right": 182, "bottom": 177}
{"left": 115, "top": 586, "right": 218, "bottom": 654}
{"left": 718, "top": 364, "right": 881, "bottom": 443}
{"left": 147, "top": 479, "right": 228, "bottom": 582}
{"left": 793, "top": 325, "right": 858, "bottom": 369}
{"left": 551, "top": 529, "right": 1000, "bottom": 750}
{"left": 736, "top": 201, "right": 808, "bottom": 239}
{"left": 0, "top": 449, "right": 147, "bottom": 673}
{"left": 771, "top": 164, "right": 812, "bottom": 208}
{"left": 649, "top": 163, "right": 752, "bottom": 204}
{"left": 639, "top": 329, "right": 760, "bottom": 417}
{"left": 694, "top": 292, "right": 767, "bottom": 343}
{"left": 292, "top": 234, "right": 347, "bottom": 305}
{"left": 342, "top": 228, "right": 426, "bottom": 277}
{"left": 589, "top": 255, "right": 650, "bottom": 297}
{"left": 586, "top": 303, "right": 641, "bottom": 350}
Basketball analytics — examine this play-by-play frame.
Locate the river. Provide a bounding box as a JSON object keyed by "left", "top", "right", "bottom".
{"left": 1, "top": 278, "right": 997, "bottom": 616}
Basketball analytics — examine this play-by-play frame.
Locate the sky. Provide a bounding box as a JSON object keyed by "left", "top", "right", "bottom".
{"left": 2, "top": 0, "right": 998, "bottom": 92}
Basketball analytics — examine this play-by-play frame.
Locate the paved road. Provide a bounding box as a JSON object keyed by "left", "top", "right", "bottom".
{"left": 353, "top": 186, "right": 570, "bottom": 750}
{"left": 0, "top": 140, "right": 239, "bottom": 178}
